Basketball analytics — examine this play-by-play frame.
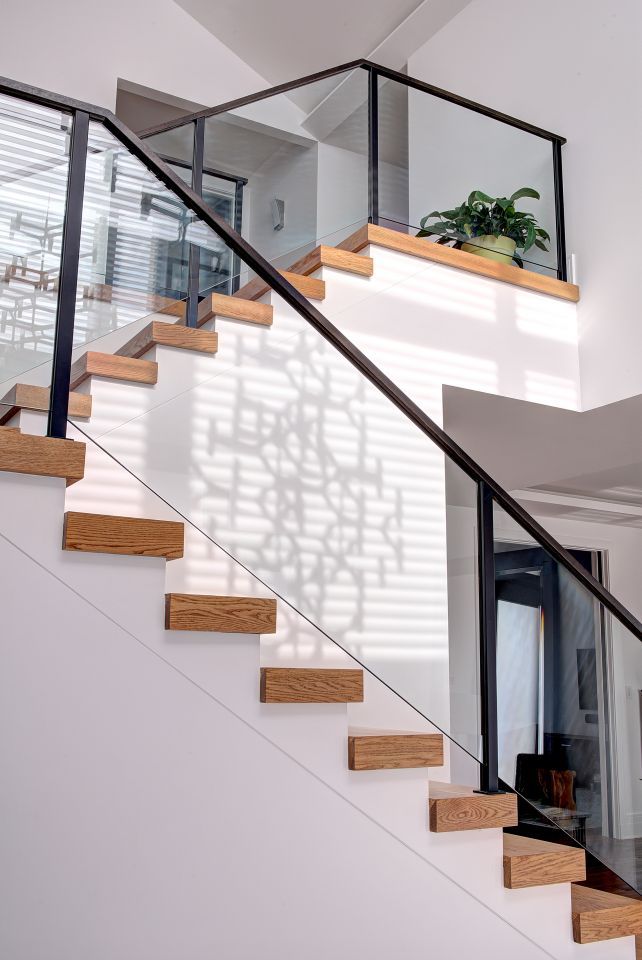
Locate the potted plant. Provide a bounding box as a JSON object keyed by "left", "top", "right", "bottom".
{"left": 417, "top": 187, "right": 550, "bottom": 267}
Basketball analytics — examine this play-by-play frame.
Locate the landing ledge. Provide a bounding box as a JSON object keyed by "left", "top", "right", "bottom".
{"left": 338, "top": 224, "right": 580, "bottom": 303}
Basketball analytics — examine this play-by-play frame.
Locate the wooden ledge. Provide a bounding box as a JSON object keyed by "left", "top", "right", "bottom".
{"left": 338, "top": 223, "right": 579, "bottom": 303}
{"left": 165, "top": 594, "right": 277, "bottom": 633}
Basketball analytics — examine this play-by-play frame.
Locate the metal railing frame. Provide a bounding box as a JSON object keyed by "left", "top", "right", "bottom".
{"left": 0, "top": 73, "right": 625, "bottom": 800}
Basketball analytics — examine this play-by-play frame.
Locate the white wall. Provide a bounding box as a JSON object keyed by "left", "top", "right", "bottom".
{"left": 1, "top": 467, "right": 634, "bottom": 960}
{"left": 408, "top": 0, "right": 642, "bottom": 410}
{"left": 2, "top": 0, "right": 269, "bottom": 111}
{"left": 1, "top": 480, "right": 560, "bottom": 960}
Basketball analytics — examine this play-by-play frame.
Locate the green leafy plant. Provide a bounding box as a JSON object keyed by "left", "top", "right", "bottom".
{"left": 417, "top": 187, "right": 550, "bottom": 264}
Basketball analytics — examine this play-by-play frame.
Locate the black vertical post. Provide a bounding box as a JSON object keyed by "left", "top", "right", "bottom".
{"left": 185, "top": 117, "right": 205, "bottom": 328}
{"left": 476, "top": 480, "right": 502, "bottom": 794}
{"left": 367, "top": 67, "right": 379, "bottom": 225}
{"left": 552, "top": 140, "right": 568, "bottom": 282}
{"left": 47, "top": 109, "right": 89, "bottom": 439}
{"left": 231, "top": 179, "right": 244, "bottom": 294}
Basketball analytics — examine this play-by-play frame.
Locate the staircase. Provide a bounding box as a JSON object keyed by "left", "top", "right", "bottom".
{"left": 2, "top": 227, "right": 640, "bottom": 956}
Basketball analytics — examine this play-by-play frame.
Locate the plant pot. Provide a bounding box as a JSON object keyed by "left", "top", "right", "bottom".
{"left": 461, "top": 234, "right": 516, "bottom": 265}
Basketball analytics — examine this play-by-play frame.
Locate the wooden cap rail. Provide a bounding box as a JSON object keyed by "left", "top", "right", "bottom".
{"left": 338, "top": 223, "right": 580, "bottom": 303}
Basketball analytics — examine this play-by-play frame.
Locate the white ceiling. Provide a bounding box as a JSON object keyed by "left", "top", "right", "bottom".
{"left": 443, "top": 386, "right": 642, "bottom": 524}
{"left": 174, "top": 0, "right": 474, "bottom": 87}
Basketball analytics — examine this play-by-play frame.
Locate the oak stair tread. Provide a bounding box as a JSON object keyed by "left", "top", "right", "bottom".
{"left": 571, "top": 885, "right": 642, "bottom": 944}
{"left": 63, "top": 511, "right": 184, "bottom": 559}
{"left": 116, "top": 320, "right": 218, "bottom": 360}
{"left": 0, "top": 432, "right": 85, "bottom": 485}
{"left": 502, "top": 834, "right": 586, "bottom": 888}
{"left": 0, "top": 383, "right": 92, "bottom": 424}
{"left": 338, "top": 223, "right": 580, "bottom": 303}
{"left": 165, "top": 593, "right": 277, "bottom": 633}
{"left": 283, "top": 245, "right": 374, "bottom": 279}
{"left": 70, "top": 351, "right": 158, "bottom": 390}
{"left": 234, "top": 270, "right": 325, "bottom": 303}
{"left": 260, "top": 667, "right": 364, "bottom": 704}
{"left": 428, "top": 781, "right": 518, "bottom": 833}
{"left": 348, "top": 730, "right": 444, "bottom": 770}
{"left": 173, "top": 292, "right": 274, "bottom": 328}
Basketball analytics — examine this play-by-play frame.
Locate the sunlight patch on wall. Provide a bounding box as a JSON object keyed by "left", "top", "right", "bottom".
{"left": 525, "top": 370, "right": 579, "bottom": 409}
{"left": 515, "top": 290, "right": 578, "bottom": 344}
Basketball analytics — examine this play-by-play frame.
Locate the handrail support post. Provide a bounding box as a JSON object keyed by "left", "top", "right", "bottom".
{"left": 47, "top": 109, "right": 89, "bottom": 439}
{"left": 476, "top": 480, "right": 503, "bottom": 795}
{"left": 185, "top": 116, "right": 205, "bottom": 328}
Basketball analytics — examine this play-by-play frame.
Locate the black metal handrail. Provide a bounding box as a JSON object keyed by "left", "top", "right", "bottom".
{"left": 139, "top": 59, "right": 566, "bottom": 143}
{"left": 1, "top": 75, "right": 638, "bottom": 797}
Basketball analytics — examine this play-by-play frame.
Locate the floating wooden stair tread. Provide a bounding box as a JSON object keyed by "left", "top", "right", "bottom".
{"left": 571, "top": 885, "right": 642, "bottom": 944}
{"left": 116, "top": 320, "right": 218, "bottom": 360}
{"left": 503, "top": 834, "right": 586, "bottom": 889}
{"left": 193, "top": 292, "right": 274, "bottom": 327}
{"left": 70, "top": 351, "right": 158, "bottom": 390}
{"left": 260, "top": 667, "right": 364, "bottom": 703}
{"left": 348, "top": 730, "right": 443, "bottom": 770}
{"left": 165, "top": 593, "right": 277, "bottom": 633}
{"left": 0, "top": 383, "right": 92, "bottom": 425}
{"left": 338, "top": 223, "right": 580, "bottom": 303}
{"left": 287, "top": 245, "right": 374, "bottom": 278}
{"left": 63, "top": 512, "right": 183, "bottom": 559}
{"left": 234, "top": 270, "right": 325, "bottom": 303}
{"left": 428, "top": 782, "right": 518, "bottom": 832}
{"left": 0, "top": 431, "right": 85, "bottom": 485}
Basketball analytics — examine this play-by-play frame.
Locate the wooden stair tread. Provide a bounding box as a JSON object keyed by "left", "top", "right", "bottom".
{"left": 428, "top": 782, "right": 518, "bottom": 832}
{"left": 503, "top": 834, "right": 586, "bottom": 888}
{"left": 63, "top": 511, "right": 183, "bottom": 559}
{"left": 338, "top": 223, "right": 580, "bottom": 303}
{"left": 0, "top": 383, "right": 92, "bottom": 424}
{"left": 572, "top": 885, "right": 642, "bottom": 944}
{"left": 260, "top": 667, "right": 363, "bottom": 704}
{"left": 234, "top": 270, "right": 325, "bottom": 303}
{"left": 192, "top": 292, "right": 274, "bottom": 327}
{"left": 165, "top": 594, "right": 276, "bottom": 633}
{"left": 348, "top": 731, "right": 443, "bottom": 770}
{"left": 0, "top": 432, "right": 85, "bottom": 485}
{"left": 286, "top": 245, "right": 374, "bottom": 278}
{"left": 70, "top": 351, "right": 158, "bottom": 390}
{"left": 116, "top": 320, "right": 218, "bottom": 360}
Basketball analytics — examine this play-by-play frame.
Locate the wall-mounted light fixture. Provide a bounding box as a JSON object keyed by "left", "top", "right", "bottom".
{"left": 272, "top": 198, "right": 285, "bottom": 231}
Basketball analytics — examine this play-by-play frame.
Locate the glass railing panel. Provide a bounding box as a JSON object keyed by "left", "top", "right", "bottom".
{"left": 378, "top": 74, "right": 559, "bottom": 278}
{"left": 201, "top": 68, "right": 369, "bottom": 268}
{"left": 493, "top": 498, "right": 642, "bottom": 893}
{"left": 72, "top": 194, "right": 482, "bottom": 754}
{"left": 144, "top": 123, "right": 196, "bottom": 183}
{"left": 0, "top": 93, "right": 72, "bottom": 389}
